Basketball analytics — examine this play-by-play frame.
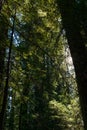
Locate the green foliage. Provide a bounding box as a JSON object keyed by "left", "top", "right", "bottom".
{"left": 49, "top": 99, "right": 83, "bottom": 129}
{"left": 0, "top": 0, "right": 84, "bottom": 130}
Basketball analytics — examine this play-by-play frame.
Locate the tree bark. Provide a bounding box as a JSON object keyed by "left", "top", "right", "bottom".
{"left": 57, "top": 0, "right": 87, "bottom": 129}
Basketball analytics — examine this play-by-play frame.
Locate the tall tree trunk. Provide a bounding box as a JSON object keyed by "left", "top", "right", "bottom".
{"left": 19, "top": 104, "right": 22, "bottom": 130}
{"left": 0, "top": 13, "right": 8, "bottom": 86}
{"left": 7, "top": 88, "right": 15, "bottom": 130}
{"left": 19, "top": 102, "right": 28, "bottom": 130}
{"left": 0, "top": 0, "right": 7, "bottom": 87}
{"left": 0, "top": 47, "right": 5, "bottom": 88}
{"left": 0, "top": 14, "right": 8, "bottom": 115}
{"left": 57, "top": 0, "right": 87, "bottom": 129}
{"left": 19, "top": 77, "right": 29, "bottom": 130}
{"left": 0, "top": 13, "right": 15, "bottom": 130}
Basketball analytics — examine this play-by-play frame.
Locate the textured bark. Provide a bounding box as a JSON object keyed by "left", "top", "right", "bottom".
{"left": 57, "top": 0, "right": 87, "bottom": 129}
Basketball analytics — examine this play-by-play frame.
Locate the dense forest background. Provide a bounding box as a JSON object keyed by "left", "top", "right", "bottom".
{"left": 0, "top": 0, "right": 87, "bottom": 130}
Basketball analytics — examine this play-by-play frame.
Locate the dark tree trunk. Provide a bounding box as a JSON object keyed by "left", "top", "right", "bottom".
{"left": 19, "top": 77, "right": 29, "bottom": 130}
{"left": 19, "top": 104, "right": 22, "bottom": 130}
{"left": 0, "top": 14, "right": 8, "bottom": 88}
{"left": 0, "top": 48, "right": 5, "bottom": 87}
{"left": 19, "top": 103, "right": 28, "bottom": 130}
{"left": 34, "top": 84, "right": 44, "bottom": 130}
{"left": 8, "top": 89, "right": 15, "bottom": 130}
{"left": 0, "top": 14, "right": 15, "bottom": 130}
{"left": 0, "top": 46, "right": 6, "bottom": 110}
{"left": 0, "top": 14, "right": 8, "bottom": 116}
{"left": 57, "top": 0, "right": 87, "bottom": 129}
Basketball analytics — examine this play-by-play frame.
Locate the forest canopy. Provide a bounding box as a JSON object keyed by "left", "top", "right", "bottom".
{"left": 0, "top": 0, "right": 87, "bottom": 130}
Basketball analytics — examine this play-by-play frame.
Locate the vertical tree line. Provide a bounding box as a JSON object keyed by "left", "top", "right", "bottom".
{"left": 57, "top": 0, "right": 87, "bottom": 129}
{"left": 0, "top": 0, "right": 86, "bottom": 130}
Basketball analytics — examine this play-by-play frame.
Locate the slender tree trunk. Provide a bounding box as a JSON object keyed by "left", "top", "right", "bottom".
{"left": 7, "top": 88, "right": 15, "bottom": 130}
{"left": 0, "top": 14, "right": 8, "bottom": 115}
{"left": 0, "top": 44, "right": 6, "bottom": 111}
{"left": 57, "top": 0, "right": 87, "bottom": 129}
{"left": 0, "top": 0, "right": 6, "bottom": 86}
{"left": 0, "top": 13, "right": 16, "bottom": 130}
{"left": 0, "top": 48, "right": 5, "bottom": 87}
{"left": 0, "top": 14, "right": 8, "bottom": 86}
{"left": 19, "top": 75, "right": 29, "bottom": 130}
{"left": 19, "top": 104, "right": 22, "bottom": 130}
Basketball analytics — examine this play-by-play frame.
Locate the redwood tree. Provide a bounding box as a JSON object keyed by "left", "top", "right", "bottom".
{"left": 57, "top": 0, "right": 87, "bottom": 129}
